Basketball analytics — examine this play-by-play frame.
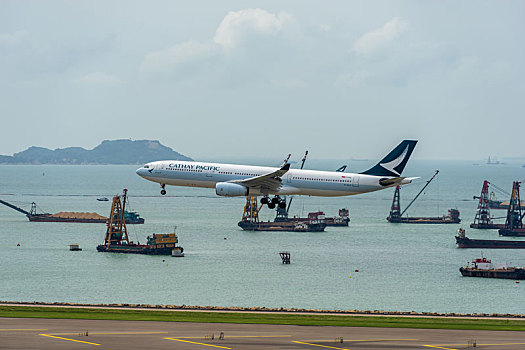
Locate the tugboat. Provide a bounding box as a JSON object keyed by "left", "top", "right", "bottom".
{"left": 459, "top": 257, "right": 525, "bottom": 280}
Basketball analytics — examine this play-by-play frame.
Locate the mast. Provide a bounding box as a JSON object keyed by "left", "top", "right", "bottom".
{"left": 387, "top": 186, "right": 401, "bottom": 222}
{"left": 472, "top": 180, "right": 493, "bottom": 226}
{"left": 504, "top": 181, "right": 523, "bottom": 230}
{"left": 104, "top": 189, "right": 130, "bottom": 248}
{"left": 242, "top": 196, "right": 261, "bottom": 223}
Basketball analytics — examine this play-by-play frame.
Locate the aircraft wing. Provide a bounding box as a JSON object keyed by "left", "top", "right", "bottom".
{"left": 231, "top": 163, "right": 290, "bottom": 191}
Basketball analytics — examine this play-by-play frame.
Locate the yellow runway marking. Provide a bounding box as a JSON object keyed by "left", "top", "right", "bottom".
{"left": 50, "top": 331, "right": 169, "bottom": 335}
{"left": 292, "top": 341, "right": 351, "bottom": 350}
{"left": 306, "top": 338, "right": 417, "bottom": 342}
{"left": 173, "top": 335, "right": 291, "bottom": 339}
{"left": 0, "top": 329, "right": 47, "bottom": 331}
{"left": 426, "top": 343, "right": 525, "bottom": 349}
{"left": 215, "top": 335, "right": 292, "bottom": 338}
{"left": 40, "top": 334, "right": 100, "bottom": 346}
{"left": 165, "top": 337, "right": 232, "bottom": 349}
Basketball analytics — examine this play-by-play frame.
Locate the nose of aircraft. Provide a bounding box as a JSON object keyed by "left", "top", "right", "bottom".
{"left": 136, "top": 167, "right": 147, "bottom": 177}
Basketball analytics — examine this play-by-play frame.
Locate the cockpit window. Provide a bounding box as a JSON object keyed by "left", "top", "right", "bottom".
{"left": 144, "top": 165, "right": 149, "bottom": 169}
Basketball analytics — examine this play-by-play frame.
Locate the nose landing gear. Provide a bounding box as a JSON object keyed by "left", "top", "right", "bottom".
{"left": 160, "top": 184, "right": 166, "bottom": 195}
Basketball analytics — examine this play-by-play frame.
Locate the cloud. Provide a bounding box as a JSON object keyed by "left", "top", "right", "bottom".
{"left": 335, "top": 70, "right": 372, "bottom": 87}
{"left": 353, "top": 17, "right": 408, "bottom": 56}
{"left": 214, "top": 8, "right": 293, "bottom": 50}
{"left": 141, "top": 40, "right": 214, "bottom": 76}
{"left": 73, "top": 72, "right": 122, "bottom": 86}
{"left": 0, "top": 30, "right": 26, "bottom": 46}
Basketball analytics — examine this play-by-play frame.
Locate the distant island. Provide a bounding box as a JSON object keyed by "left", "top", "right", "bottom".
{"left": 0, "top": 139, "right": 192, "bottom": 165}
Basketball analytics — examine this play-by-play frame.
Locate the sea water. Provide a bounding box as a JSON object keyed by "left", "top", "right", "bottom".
{"left": 1, "top": 160, "right": 524, "bottom": 314}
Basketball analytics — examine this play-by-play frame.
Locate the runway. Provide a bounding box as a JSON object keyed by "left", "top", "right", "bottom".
{"left": 2, "top": 318, "right": 525, "bottom": 349}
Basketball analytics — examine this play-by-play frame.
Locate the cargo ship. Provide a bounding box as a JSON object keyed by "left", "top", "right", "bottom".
{"left": 455, "top": 228, "right": 525, "bottom": 249}
{"left": 97, "top": 190, "right": 183, "bottom": 256}
{"left": 0, "top": 198, "right": 144, "bottom": 224}
{"left": 459, "top": 257, "right": 525, "bottom": 280}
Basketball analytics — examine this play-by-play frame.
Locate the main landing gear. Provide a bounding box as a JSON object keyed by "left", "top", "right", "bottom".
{"left": 160, "top": 184, "right": 166, "bottom": 196}
{"left": 261, "top": 196, "right": 286, "bottom": 209}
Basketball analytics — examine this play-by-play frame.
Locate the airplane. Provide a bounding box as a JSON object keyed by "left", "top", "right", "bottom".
{"left": 136, "top": 140, "right": 418, "bottom": 209}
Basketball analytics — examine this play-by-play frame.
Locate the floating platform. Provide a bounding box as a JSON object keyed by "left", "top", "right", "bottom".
{"left": 460, "top": 258, "right": 525, "bottom": 279}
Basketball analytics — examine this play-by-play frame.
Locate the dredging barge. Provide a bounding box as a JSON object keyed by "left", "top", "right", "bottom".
{"left": 460, "top": 257, "right": 525, "bottom": 280}
{"left": 470, "top": 180, "right": 505, "bottom": 229}
{"left": 455, "top": 228, "right": 525, "bottom": 249}
{"left": 97, "top": 189, "right": 183, "bottom": 256}
{"left": 0, "top": 198, "right": 144, "bottom": 224}
{"left": 387, "top": 171, "right": 461, "bottom": 224}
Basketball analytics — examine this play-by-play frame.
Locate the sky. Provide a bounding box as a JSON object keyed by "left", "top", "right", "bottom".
{"left": 1, "top": 0, "right": 524, "bottom": 161}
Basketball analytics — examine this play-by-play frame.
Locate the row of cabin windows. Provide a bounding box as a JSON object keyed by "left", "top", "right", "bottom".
{"left": 168, "top": 168, "right": 202, "bottom": 173}
{"left": 293, "top": 177, "right": 350, "bottom": 183}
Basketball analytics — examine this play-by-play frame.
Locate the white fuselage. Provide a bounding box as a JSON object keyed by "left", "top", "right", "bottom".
{"left": 136, "top": 160, "right": 409, "bottom": 197}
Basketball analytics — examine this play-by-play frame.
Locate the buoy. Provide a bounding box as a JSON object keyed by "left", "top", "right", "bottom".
{"left": 17, "top": 243, "right": 20, "bottom": 246}
{"left": 354, "top": 269, "right": 359, "bottom": 272}
{"left": 166, "top": 264, "right": 168, "bottom": 266}
{"left": 348, "top": 275, "right": 351, "bottom": 278}
{"left": 516, "top": 281, "right": 520, "bottom": 284}
{"left": 162, "top": 259, "right": 165, "bottom": 262}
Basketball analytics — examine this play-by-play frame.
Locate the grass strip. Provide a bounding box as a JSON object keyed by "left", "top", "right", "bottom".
{"left": 1, "top": 306, "right": 525, "bottom": 331}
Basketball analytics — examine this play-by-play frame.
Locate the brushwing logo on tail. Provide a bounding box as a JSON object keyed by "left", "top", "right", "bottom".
{"left": 378, "top": 144, "right": 409, "bottom": 176}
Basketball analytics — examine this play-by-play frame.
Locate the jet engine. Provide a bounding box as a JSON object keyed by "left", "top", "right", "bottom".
{"left": 216, "top": 182, "right": 249, "bottom": 197}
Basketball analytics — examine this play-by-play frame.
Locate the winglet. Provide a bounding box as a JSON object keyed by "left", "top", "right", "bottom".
{"left": 280, "top": 163, "right": 291, "bottom": 171}
{"left": 360, "top": 140, "right": 417, "bottom": 177}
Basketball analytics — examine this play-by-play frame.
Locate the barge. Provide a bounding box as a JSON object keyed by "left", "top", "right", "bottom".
{"left": 387, "top": 171, "right": 461, "bottom": 224}
{"left": 455, "top": 228, "right": 525, "bottom": 249}
{"left": 97, "top": 189, "right": 183, "bottom": 256}
{"left": 0, "top": 198, "right": 144, "bottom": 224}
{"left": 460, "top": 257, "right": 525, "bottom": 280}
{"left": 238, "top": 197, "right": 326, "bottom": 232}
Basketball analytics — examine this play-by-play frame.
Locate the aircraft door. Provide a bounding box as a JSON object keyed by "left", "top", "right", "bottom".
{"left": 352, "top": 175, "right": 360, "bottom": 187}
{"left": 286, "top": 174, "right": 292, "bottom": 183}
